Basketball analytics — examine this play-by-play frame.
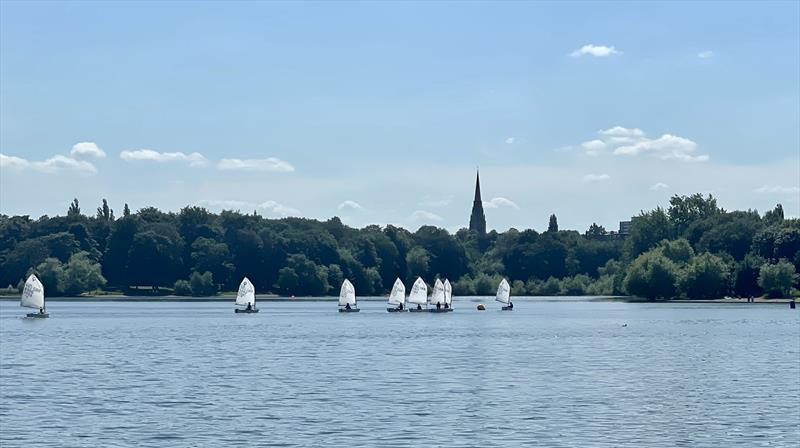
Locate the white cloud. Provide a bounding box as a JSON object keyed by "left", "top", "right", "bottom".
{"left": 70, "top": 142, "right": 106, "bottom": 158}
{"left": 754, "top": 185, "right": 800, "bottom": 194}
{"left": 571, "top": 44, "right": 621, "bottom": 58}
{"left": 577, "top": 126, "right": 710, "bottom": 162}
{"left": 483, "top": 197, "right": 520, "bottom": 209}
{"left": 218, "top": 158, "right": 294, "bottom": 172}
{"left": 196, "top": 199, "right": 300, "bottom": 216}
{"left": 505, "top": 137, "right": 515, "bottom": 144}
{"left": 120, "top": 149, "right": 208, "bottom": 167}
{"left": 409, "top": 210, "right": 443, "bottom": 222}
{"left": 0, "top": 153, "right": 97, "bottom": 174}
{"left": 698, "top": 50, "right": 713, "bottom": 59}
{"left": 338, "top": 200, "right": 363, "bottom": 211}
{"left": 650, "top": 182, "right": 670, "bottom": 191}
{"left": 583, "top": 173, "right": 611, "bottom": 182}
{"left": 419, "top": 196, "right": 452, "bottom": 207}
{"left": 258, "top": 200, "right": 300, "bottom": 216}
{"left": 580, "top": 139, "right": 606, "bottom": 156}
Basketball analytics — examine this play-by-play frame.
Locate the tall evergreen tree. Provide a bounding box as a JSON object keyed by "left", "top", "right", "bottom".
{"left": 548, "top": 214, "right": 558, "bottom": 232}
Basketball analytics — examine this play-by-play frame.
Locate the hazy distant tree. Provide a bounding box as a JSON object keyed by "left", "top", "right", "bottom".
{"left": 548, "top": 214, "right": 559, "bottom": 232}
{"left": 123, "top": 203, "right": 131, "bottom": 217}
{"left": 405, "top": 247, "right": 430, "bottom": 280}
{"left": 763, "top": 203, "right": 784, "bottom": 225}
{"left": 585, "top": 223, "right": 607, "bottom": 239}
{"left": 190, "top": 237, "right": 233, "bottom": 288}
{"left": 96, "top": 199, "right": 113, "bottom": 222}
{"left": 67, "top": 198, "right": 81, "bottom": 218}
{"left": 758, "top": 260, "right": 797, "bottom": 298}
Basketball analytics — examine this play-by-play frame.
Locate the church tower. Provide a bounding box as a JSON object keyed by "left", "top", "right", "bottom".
{"left": 469, "top": 169, "right": 486, "bottom": 235}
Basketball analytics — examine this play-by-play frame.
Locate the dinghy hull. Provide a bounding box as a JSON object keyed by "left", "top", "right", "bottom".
{"left": 387, "top": 308, "right": 407, "bottom": 312}
{"left": 409, "top": 308, "right": 427, "bottom": 312}
{"left": 339, "top": 308, "right": 360, "bottom": 312}
{"left": 429, "top": 308, "right": 450, "bottom": 313}
{"left": 26, "top": 312, "right": 49, "bottom": 318}
{"left": 234, "top": 308, "right": 259, "bottom": 313}
{"left": 501, "top": 306, "right": 513, "bottom": 311}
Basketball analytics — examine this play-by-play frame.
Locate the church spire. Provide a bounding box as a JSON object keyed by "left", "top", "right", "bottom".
{"left": 469, "top": 168, "right": 486, "bottom": 235}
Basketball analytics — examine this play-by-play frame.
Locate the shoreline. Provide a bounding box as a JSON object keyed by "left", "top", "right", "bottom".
{"left": 0, "top": 295, "right": 794, "bottom": 303}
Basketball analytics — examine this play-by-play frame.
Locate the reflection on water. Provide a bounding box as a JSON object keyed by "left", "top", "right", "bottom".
{"left": 1, "top": 299, "right": 798, "bottom": 447}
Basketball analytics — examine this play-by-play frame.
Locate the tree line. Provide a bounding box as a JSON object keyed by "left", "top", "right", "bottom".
{"left": 0, "top": 194, "right": 797, "bottom": 299}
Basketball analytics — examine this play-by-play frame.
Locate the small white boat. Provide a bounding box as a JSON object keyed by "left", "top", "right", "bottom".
{"left": 443, "top": 279, "right": 453, "bottom": 312}
{"left": 496, "top": 278, "right": 513, "bottom": 311}
{"left": 21, "top": 274, "right": 48, "bottom": 318}
{"left": 387, "top": 278, "right": 406, "bottom": 312}
{"left": 234, "top": 277, "right": 258, "bottom": 313}
{"left": 429, "top": 278, "right": 447, "bottom": 313}
{"left": 338, "top": 279, "right": 359, "bottom": 312}
{"left": 407, "top": 277, "right": 428, "bottom": 312}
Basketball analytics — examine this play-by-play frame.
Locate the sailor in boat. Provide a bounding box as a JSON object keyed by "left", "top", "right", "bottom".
{"left": 444, "top": 303, "right": 449, "bottom": 310}
{"left": 345, "top": 303, "right": 352, "bottom": 310}
{"left": 436, "top": 302, "right": 441, "bottom": 310}
{"left": 397, "top": 303, "right": 404, "bottom": 311}
{"left": 416, "top": 304, "right": 422, "bottom": 311}
{"left": 507, "top": 301, "right": 513, "bottom": 309}
{"left": 246, "top": 303, "right": 252, "bottom": 311}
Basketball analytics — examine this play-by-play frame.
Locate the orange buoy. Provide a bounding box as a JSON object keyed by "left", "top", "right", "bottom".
{"left": 477, "top": 304, "right": 486, "bottom": 310}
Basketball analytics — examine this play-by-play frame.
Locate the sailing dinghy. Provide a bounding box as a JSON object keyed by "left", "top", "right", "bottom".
{"left": 21, "top": 274, "right": 48, "bottom": 318}
{"left": 338, "top": 279, "right": 359, "bottom": 312}
{"left": 408, "top": 277, "right": 428, "bottom": 312}
{"left": 429, "top": 279, "right": 447, "bottom": 312}
{"left": 496, "top": 278, "right": 513, "bottom": 310}
{"left": 234, "top": 277, "right": 259, "bottom": 313}
{"left": 387, "top": 278, "right": 407, "bottom": 312}
{"left": 443, "top": 279, "right": 453, "bottom": 312}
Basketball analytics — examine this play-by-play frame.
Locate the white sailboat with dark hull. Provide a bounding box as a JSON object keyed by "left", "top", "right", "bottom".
{"left": 21, "top": 274, "right": 48, "bottom": 318}
{"left": 496, "top": 278, "right": 513, "bottom": 311}
{"left": 429, "top": 278, "right": 447, "bottom": 312}
{"left": 443, "top": 279, "right": 453, "bottom": 312}
{"left": 234, "top": 277, "right": 259, "bottom": 313}
{"left": 387, "top": 278, "right": 406, "bottom": 312}
{"left": 338, "top": 279, "right": 359, "bottom": 312}
{"left": 408, "top": 277, "right": 428, "bottom": 312}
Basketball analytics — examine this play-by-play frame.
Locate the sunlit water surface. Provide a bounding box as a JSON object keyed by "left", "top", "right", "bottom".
{"left": 1, "top": 298, "right": 798, "bottom": 447}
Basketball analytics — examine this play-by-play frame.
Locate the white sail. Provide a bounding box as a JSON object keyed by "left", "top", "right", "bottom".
{"left": 339, "top": 279, "right": 356, "bottom": 307}
{"left": 235, "top": 277, "right": 256, "bottom": 307}
{"left": 444, "top": 279, "right": 452, "bottom": 305}
{"left": 496, "top": 278, "right": 511, "bottom": 304}
{"left": 407, "top": 277, "right": 428, "bottom": 305}
{"left": 430, "top": 279, "right": 445, "bottom": 306}
{"left": 20, "top": 274, "right": 45, "bottom": 310}
{"left": 388, "top": 278, "right": 406, "bottom": 306}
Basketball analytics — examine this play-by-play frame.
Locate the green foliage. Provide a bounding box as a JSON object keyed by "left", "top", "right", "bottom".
{"left": 758, "top": 260, "right": 798, "bottom": 298}
{"left": 189, "top": 271, "right": 217, "bottom": 296}
{"left": 548, "top": 214, "right": 559, "bottom": 232}
{"left": 660, "top": 238, "right": 695, "bottom": 264}
{"left": 625, "top": 208, "right": 672, "bottom": 260}
{"left": 34, "top": 251, "right": 106, "bottom": 296}
{"left": 680, "top": 252, "right": 731, "bottom": 299}
{"left": 173, "top": 279, "right": 192, "bottom": 296}
{"left": 624, "top": 248, "right": 679, "bottom": 299}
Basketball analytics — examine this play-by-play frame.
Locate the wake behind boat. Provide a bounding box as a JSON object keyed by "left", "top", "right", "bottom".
{"left": 387, "top": 278, "right": 407, "bottom": 312}
{"left": 407, "top": 277, "right": 428, "bottom": 312}
{"left": 338, "top": 279, "right": 359, "bottom": 312}
{"left": 234, "top": 277, "right": 259, "bottom": 313}
{"left": 21, "top": 274, "right": 48, "bottom": 318}
{"left": 496, "top": 278, "right": 513, "bottom": 311}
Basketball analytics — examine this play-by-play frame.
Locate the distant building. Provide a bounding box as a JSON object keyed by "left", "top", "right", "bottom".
{"left": 469, "top": 170, "right": 486, "bottom": 235}
{"left": 618, "top": 220, "right": 632, "bottom": 236}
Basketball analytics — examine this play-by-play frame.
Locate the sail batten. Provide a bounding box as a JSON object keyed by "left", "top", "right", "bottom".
{"left": 339, "top": 279, "right": 357, "bottom": 306}
{"left": 20, "top": 274, "right": 45, "bottom": 310}
{"left": 388, "top": 278, "right": 406, "bottom": 306}
{"left": 235, "top": 277, "right": 256, "bottom": 307}
{"left": 496, "top": 278, "right": 511, "bottom": 304}
{"left": 407, "top": 277, "right": 428, "bottom": 305}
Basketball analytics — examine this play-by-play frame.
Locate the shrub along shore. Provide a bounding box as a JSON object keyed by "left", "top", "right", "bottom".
{"left": 1, "top": 194, "right": 798, "bottom": 300}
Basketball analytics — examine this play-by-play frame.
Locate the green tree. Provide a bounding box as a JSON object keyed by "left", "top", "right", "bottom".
{"left": 35, "top": 257, "right": 66, "bottom": 295}
{"left": 585, "top": 223, "right": 607, "bottom": 239}
{"left": 680, "top": 253, "right": 731, "bottom": 299}
{"left": 406, "top": 247, "right": 430, "bottom": 281}
{"left": 60, "top": 251, "right": 107, "bottom": 295}
{"left": 67, "top": 198, "right": 81, "bottom": 218}
{"left": 127, "top": 230, "right": 184, "bottom": 288}
{"left": 96, "top": 199, "right": 113, "bottom": 222}
{"left": 668, "top": 193, "right": 721, "bottom": 236}
{"left": 548, "top": 214, "right": 559, "bottom": 232}
{"left": 189, "top": 271, "right": 217, "bottom": 296}
{"left": 625, "top": 208, "right": 672, "bottom": 260}
{"left": 173, "top": 279, "right": 192, "bottom": 296}
{"left": 190, "top": 237, "right": 234, "bottom": 288}
{"left": 123, "top": 203, "right": 131, "bottom": 217}
{"left": 624, "top": 249, "right": 679, "bottom": 299}
{"left": 660, "top": 238, "right": 694, "bottom": 264}
{"left": 758, "top": 260, "right": 798, "bottom": 298}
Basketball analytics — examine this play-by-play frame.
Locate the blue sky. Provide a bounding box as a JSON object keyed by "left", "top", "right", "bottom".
{"left": 1, "top": 1, "right": 798, "bottom": 232}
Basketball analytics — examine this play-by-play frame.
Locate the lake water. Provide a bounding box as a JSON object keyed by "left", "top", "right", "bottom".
{"left": 1, "top": 298, "right": 798, "bottom": 447}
